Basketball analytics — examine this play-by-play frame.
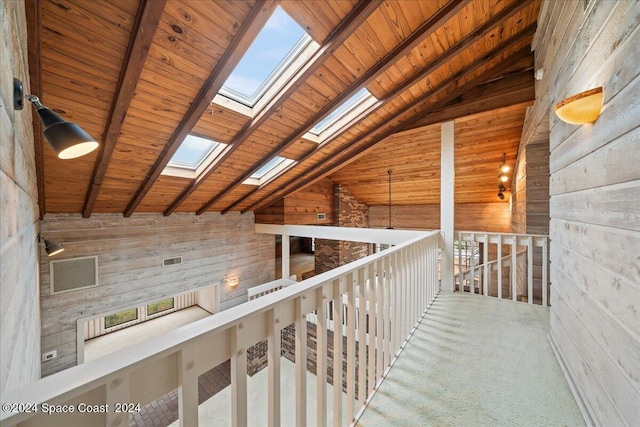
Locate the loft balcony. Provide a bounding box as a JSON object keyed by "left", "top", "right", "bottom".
{"left": 0, "top": 226, "right": 584, "bottom": 427}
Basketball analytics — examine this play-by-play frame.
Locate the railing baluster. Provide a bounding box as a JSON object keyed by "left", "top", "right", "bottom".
{"left": 316, "top": 287, "right": 328, "bottom": 427}
{"left": 376, "top": 259, "right": 384, "bottom": 381}
{"left": 332, "top": 279, "right": 343, "bottom": 427}
{"left": 367, "top": 262, "right": 377, "bottom": 394}
{"left": 483, "top": 234, "right": 489, "bottom": 296}
{"left": 511, "top": 237, "right": 518, "bottom": 301}
{"left": 345, "top": 273, "right": 356, "bottom": 423}
{"left": 470, "top": 236, "right": 476, "bottom": 294}
{"left": 357, "top": 267, "right": 367, "bottom": 406}
{"left": 267, "top": 308, "right": 281, "bottom": 427}
{"left": 295, "top": 296, "right": 307, "bottom": 427}
{"left": 497, "top": 234, "right": 503, "bottom": 299}
{"left": 383, "top": 255, "right": 391, "bottom": 370}
{"left": 231, "top": 325, "right": 248, "bottom": 427}
{"left": 106, "top": 373, "right": 129, "bottom": 427}
{"left": 527, "top": 236, "right": 534, "bottom": 304}
{"left": 542, "top": 238, "right": 549, "bottom": 307}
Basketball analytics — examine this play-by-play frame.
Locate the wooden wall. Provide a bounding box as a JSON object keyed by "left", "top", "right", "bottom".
{"left": 369, "top": 203, "right": 511, "bottom": 232}
{"left": 530, "top": 1, "right": 640, "bottom": 425}
{"left": 0, "top": 0, "right": 41, "bottom": 394}
{"left": 255, "top": 178, "right": 334, "bottom": 225}
{"left": 39, "top": 212, "right": 274, "bottom": 376}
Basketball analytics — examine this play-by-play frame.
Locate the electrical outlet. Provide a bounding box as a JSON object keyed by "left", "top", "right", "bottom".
{"left": 317, "top": 213, "right": 326, "bottom": 220}
{"left": 42, "top": 350, "right": 57, "bottom": 362}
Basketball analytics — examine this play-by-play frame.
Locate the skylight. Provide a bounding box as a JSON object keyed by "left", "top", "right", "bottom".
{"left": 163, "top": 135, "right": 227, "bottom": 178}
{"left": 310, "top": 88, "right": 375, "bottom": 135}
{"left": 168, "top": 135, "right": 219, "bottom": 169}
{"left": 220, "top": 7, "right": 310, "bottom": 107}
{"left": 244, "top": 155, "right": 295, "bottom": 186}
{"left": 252, "top": 156, "right": 286, "bottom": 179}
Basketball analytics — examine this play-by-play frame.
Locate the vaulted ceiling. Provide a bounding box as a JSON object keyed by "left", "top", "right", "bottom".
{"left": 28, "top": 0, "right": 540, "bottom": 218}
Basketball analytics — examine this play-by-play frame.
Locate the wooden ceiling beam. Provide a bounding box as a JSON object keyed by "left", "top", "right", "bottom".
{"left": 405, "top": 68, "right": 535, "bottom": 130}
{"left": 164, "top": 0, "right": 383, "bottom": 216}
{"left": 196, "top": 0, "right": 469, "bottom": 215}
{"left": 25, "top": 0, "right": 44, "bottom": 218}
{"left": 81, "top": 0, "right": 166, "bottom": 218}
{"left": 230, "top": 17, "right": 537, "bottom": 213}
{"left": 123, "top": 0, "right": 278, "bottom": 217}
{"left": 243, "top": 44, "right": 534, "bottom": 213}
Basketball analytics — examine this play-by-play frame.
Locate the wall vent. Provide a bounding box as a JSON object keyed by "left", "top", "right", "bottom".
{"left": 163, "top": 256, "right": 183, "bottom": 267}
{"left": 317, "top": 213, "right": 326, "bottom": 220}
{"left": 50, "top": 256, "right": 98, "bottom": 294}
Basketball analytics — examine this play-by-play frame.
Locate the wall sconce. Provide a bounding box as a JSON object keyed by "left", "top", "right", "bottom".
{"left": 38, "top": 236, "right": 64, "bottom": 256}
{"left": 554, "top": 87, "right": 603, "bottom": 125}
{"left": 14, "top": 78, "right": 99, "bottom": 159}
{"left": 225, "top": 277, "right": 239, "bottom": 288}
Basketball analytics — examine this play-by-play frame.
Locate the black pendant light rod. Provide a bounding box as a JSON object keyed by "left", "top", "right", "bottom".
{"left": 387, "top": 169, "right": 393, "bottom": 229}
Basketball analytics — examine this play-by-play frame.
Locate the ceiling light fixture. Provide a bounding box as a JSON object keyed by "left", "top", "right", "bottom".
{"left": 497, "top": 191, "right": 505, "bottom": 200}
{"left": 500, "top": 153, "right": 509, "bottom": 173}
{"left": 554, "top": 86, "right": 603, "bottom": 125}
{"left": 39, "top": 237, "right": 64, "bottom": 256}
{"left": 13, "top": 78, "right": 99, "bottom": 159}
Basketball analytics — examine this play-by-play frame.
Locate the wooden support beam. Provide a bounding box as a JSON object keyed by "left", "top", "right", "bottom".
{"left": 82, "top": 0, "right": 166, "bottom": 218}
{"left": 25, "top": 0, "right": 44, "bottom": 218}
{"left": 195, "top": 0, "right": 468, "bottom": 214}
{"left": 164, "top": 0, "right": 383, "bottom": 216}
{"left": 123, "top": 0, "right": 278, "bottom": 217}
{"left": 226, "top": 12, "right": 537, "bottom": 214}
{"left": 243, "top": 38, "right": 534, "bottom": 213}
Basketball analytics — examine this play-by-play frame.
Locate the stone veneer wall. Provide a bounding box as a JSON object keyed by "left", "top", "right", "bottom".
{"left": 314, "top": 185, "right": 369, "bottom": 275}
{"left": 0, "top": 0, "right": 41, "bottom": 394}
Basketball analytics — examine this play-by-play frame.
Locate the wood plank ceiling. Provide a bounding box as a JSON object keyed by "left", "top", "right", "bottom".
{"left": 31, "top": 0, "right": 540, "bottom": 217}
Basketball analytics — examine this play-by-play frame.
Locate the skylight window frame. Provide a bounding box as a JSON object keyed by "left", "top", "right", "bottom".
{"left": 243, "top": 156, "right": 296, "bottom": 186}
{"left": 308, "top": 89, "right": 377, "bottom": 137}
{"left": 219, "top": 9, "right": 315, "bottom": 108}
{"left": 163, "top": 135, "right": 228, "bottom": 179}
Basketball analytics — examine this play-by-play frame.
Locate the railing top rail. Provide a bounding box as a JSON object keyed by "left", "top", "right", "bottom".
{"left": 1, "top": 229, "right": 440, "bottom": 421}
{"left": 256, "top": 223, "right": 430, "bottom": 245}
{"left": 457, "top": 231, "right": 549, "bottom": 246}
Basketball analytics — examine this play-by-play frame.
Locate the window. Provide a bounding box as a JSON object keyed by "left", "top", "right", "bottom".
{"left": 220, "top": 6, "right": 312, "bottom": 107}
{"left": 243, "top": 155, "right": 296, "bottom": 186}
{"left": 163, "top": 134, "right": 227, "bottom": 178}
{"left": 147, "top": 298, "right": 175, "bottom": 316}
{"left": 310, "top": 88, "right": 376, "bottom": 136}
{"left": 105, "top": 308, "right": 138, "bottom": 329}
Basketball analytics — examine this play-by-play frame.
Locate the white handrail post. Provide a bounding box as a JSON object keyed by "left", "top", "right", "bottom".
{"left": 345, "top": 272, "right": 356, "bottom": 423}
{"left": 267, "top": 308, "right": 281, "bottom": 427}
{"left": 367, "top": 263, "right": 377, "bottom": 394}
{"left": 231, "top": 325, "right": 248, "bottom": 427}
{"left": 375, "top": 258, "right": 384, "bottom": 380}
{"left": 527, "top": 236, "right": 534, "bottom": 304}
{"left": 332, "top": 279, "right": 343, "bottom": 427}
{"left": 282, "top": 234, "right": 290, "bottom": 279}
{"left": 542, "top": 237, "right": 549, "bottom": 307}
{"left": 316, "top": 287, "right": 328, "bottom": 427}
{"left": 497, "top": 234, "right": 503, "bottom": 299}
{"left": 357, "top": 267, "right": 367, "bottom": 406}
{"left": 470, "top": 236, "right": 476, "bottom": 295}
{"left": 294, "top": 296, "right": 307, "bottom": 427}
{"left": 178, "top": 343, "right": 199, "bottom": 427}
{"left": 511, "top": 237, "right": 518, "bottom": 301}
{"left": 106, "top": 373, "right": 130, "bottom": 427}
{"left": 440, "top": 120, "right": 455, "bottom": 291}
{"left": 483, "top": 234, "right": 489, "bottom": 296}
{"left": 382, "top": 255, "right": 391, "bottom": 369}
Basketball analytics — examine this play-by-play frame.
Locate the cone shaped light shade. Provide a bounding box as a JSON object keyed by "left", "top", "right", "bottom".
{"left": 44, "top": 239, "right": 64, "bottom": 256}
{"left": 37, "top": 107, "right": 98, "bottom": 159}
{"left": 554, "top": 87, "right": 603, "bottom": 125}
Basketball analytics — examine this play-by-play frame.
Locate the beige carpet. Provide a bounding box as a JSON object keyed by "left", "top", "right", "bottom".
{"left": 357, "top": 292, "right": 585, "bottom": 427}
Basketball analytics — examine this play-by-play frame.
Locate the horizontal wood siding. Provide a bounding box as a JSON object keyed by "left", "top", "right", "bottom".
{"left": 0, "top": 0, "right": 41, "bottom": 394}
{"left": 256, "top": 179, "right": 335, "bottom": 225}
{"left": 39, "top": 212, "right": 274, "bottom": 376}
{"left": 531, "top": 1, "right": 640, "bottom": 425}
{"left": 369, "top": 203, "right": 511, "bottom": 232}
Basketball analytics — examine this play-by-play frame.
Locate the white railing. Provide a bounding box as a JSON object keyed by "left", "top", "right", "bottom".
{"left": 456, "top": 231, "right": 549, "bottom": 306}
{"left": 247, "top": 277, "right": 297, "bottom": 301}
{"left": 1, "top": 228, "right": 440, "bottom": 427}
